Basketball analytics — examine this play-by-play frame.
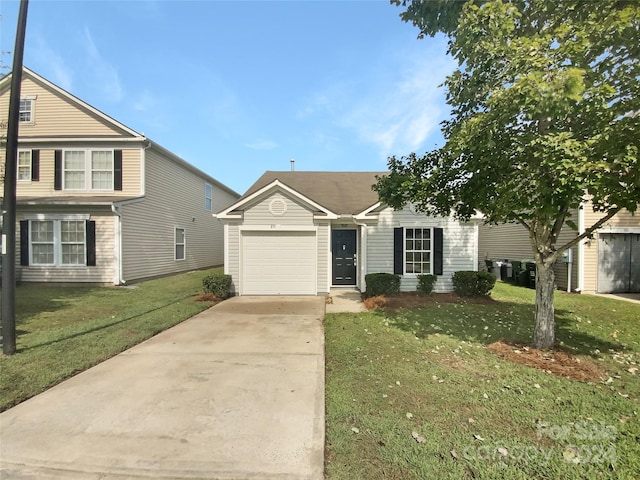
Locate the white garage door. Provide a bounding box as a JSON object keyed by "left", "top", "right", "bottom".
{"left": 241, "top": 230, "right": 317, "bottom": 295}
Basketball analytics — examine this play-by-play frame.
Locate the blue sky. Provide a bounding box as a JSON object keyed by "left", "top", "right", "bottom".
{"left": 1, "top": 0, "right": 454, "bottom": 194}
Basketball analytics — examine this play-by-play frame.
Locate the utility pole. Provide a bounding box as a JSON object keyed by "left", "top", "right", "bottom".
{"left": 2, "top": 0, "right": 29, "bottom": 355}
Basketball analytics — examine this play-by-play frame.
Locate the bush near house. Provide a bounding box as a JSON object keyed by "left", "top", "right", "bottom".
{"left": 452, "top": 271, "right": 497, "bottom": 297}
{"left": 365, "top": 273, "right": 401, "bottom": 297}
{"left": 202, "top": 273, "right": 233, "bottom": 299}
{"left": 417, "top": 274, "right": 437, "bottom": 295}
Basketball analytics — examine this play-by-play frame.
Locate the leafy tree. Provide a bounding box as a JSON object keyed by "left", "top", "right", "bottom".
{"left": 375, "top": 0, "right": 639, "bottom": 349}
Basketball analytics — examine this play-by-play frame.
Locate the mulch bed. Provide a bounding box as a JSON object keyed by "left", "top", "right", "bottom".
{"left": 488, "top": 340, "right": 608, "bottom": 382}
{"left": 364, "top": 292, "right": 495, "bottom": 311}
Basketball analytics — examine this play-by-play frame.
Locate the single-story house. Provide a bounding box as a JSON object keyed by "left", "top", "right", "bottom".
{"left": 215, "top": 171, "right": 481, "bottom": 295}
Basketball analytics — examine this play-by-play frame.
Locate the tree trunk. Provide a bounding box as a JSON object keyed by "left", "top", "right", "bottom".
{"left": 532, "top": 261, "right": 556, "bottom": 349}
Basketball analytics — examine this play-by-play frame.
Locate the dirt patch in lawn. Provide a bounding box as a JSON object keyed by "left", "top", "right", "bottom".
{"left": 364, "top": 292, "right": 495, "bottom": 311}
{"left": 488, "top": 340, "right": 608, "bottom": 382}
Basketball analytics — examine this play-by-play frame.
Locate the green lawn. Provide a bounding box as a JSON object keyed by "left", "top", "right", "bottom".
{"left": 325, "top": 283, "right": 640, "bottom": 479}
{"left": 0, "top": 268, "right": 220, "bottom": 411}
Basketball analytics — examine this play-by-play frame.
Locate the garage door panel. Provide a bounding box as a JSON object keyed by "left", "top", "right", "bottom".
{"left": 241, "top": 231, "right": 316, "bottom": 295}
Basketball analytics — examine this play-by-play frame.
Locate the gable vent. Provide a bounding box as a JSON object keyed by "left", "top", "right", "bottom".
{"left": 269, "top": 198, "right": 287, "bottom": 216}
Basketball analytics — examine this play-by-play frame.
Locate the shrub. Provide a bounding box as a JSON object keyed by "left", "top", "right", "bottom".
{"left": 202, "top": 273, "right": 232, "bottom": 299}
{"left": 452, "top": 271, "right": 496, "bottom": 297}
{"left": 365, "top": 273, "right": 400, "bottom": 297}
{"left": 416, "top": 274, "right": 437, "bottom": 295}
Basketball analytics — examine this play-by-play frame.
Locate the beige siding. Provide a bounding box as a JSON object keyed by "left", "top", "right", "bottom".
{"left": 226, "top": 223, "right": 241, "bottom": 294}
{"left": 367, "top": 207, "right": 477, "bottom": 293}
{"left": 243, "top": 191, "right": 314, "bottom": 225}
{"left": 0, "top": 76, "right": 128, "bottom": 138}
{"left": 582, "top": 206, "right": 639, "bottom": 293}
{"left": 317, "top": 223, "right": 330, "bottom": 294}
{"left": 16, "top": 207, "right": 115, "bottom": 283}
{"left": 120, "top": 147, "right": 238, "bottom": 282}
{"left": 0, "top": 147, "right": 142, "bottom": 199}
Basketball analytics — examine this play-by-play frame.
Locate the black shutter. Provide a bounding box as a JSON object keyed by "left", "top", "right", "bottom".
{"left": 433, "top": 227, "right": 444, "bottom": 275}
{"left": 54, "top": 150, "right": 62, "bottom": 190}
{"left": 20, "top": 220, "right": 29, "bottom": 266}
{"left": 86, "top": 220, "right": 96, "bottom": 266}
{"left": 31, "top": 150, "right": 40, "bottom": 181}
{"left": 113, "top": 150, "right": 123, "bottom": 191}
{"left": 394, "top": 227, "right": 403, "bottom": 275}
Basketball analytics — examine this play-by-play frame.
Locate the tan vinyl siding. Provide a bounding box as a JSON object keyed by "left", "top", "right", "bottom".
{"left": 0, "top": 76, "right": 128, "bottom": 138}
{"left": 582, "top": 206, "right": 639, "bottom": 293}
{"left": 478, "top": 217, "right": 581, "bottom": 292}
{"left": 120, "top": 147, "right": 237, "bottom": 282}
{"left": 317, "top": 223, "right": 330, "bottom": 294}
{"left": 227, "top": 223, "right": 241, "bottom": 294}
{"left": 16, "top": 208, "right": 115, "bottom": 283}
{"left": 0, "top": 147, "right": 142, "bottom": 198}
{"left": 367, "top": 207, "right": 477, "bottom": 293}
{"left": 243, "top": 192, "right": 314, "bottom": 225}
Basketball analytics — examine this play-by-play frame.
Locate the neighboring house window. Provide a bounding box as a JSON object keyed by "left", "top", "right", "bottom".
{"left": 29, "top": 220, "right": 86, "bottom": 266}
{"left": 63, "top": 149, "right": 114, "bottom": 190}
{"left": 205, "top": 183, "right": 213, "bottom": 211}
{"left": 175, "top": 227, "right": 186, "bottom": 260}
{"left": 21, "top": 219, "right": 95, "bottom": 267}
{"left": 17, "top": 151, "right": 31, "bottom": 181}
{"left": 404, "top": 227, "right": 432, "bottom": 274}
{"left": 19, "top": 98, "right": 33, "bottom": 123}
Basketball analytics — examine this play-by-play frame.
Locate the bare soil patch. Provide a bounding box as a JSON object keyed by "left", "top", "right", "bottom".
{"left": 488, "top": 340, "right": 608, "bottom": 382}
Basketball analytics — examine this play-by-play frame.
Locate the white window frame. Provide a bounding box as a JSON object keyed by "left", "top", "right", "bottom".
{"left": 175, "top": 227, "right": 186, "bottom": 261}
{"left": 19, "top": 96, "right": 35, "bottom": 124}
{"left": 29, "top": 219, "right": 86, "bottom": 267}
{"left": 62, "top": 149, "right": 114, "bottom": 191}
{"left": 404, "top": 227, "right": 433, "bottom": 276}
{"left": 17, "top": 150, "right": 31, "bottom": 182}
{"left": 205, "top": 183, "right": 213, "bottom": 211}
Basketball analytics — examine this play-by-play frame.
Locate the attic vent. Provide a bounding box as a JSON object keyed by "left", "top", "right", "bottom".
{"left": 269, "top": 198, "right": 287, "bottom": 216}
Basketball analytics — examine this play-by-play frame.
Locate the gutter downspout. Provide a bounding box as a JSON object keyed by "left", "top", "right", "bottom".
{"left": 576, "top": 204, "right": 585, "bottom": 293}
{"left": 111, "top": 204, "right": 124, "bottom": 285}
{"left": 140, "top": 139, "right": 151, "bottom": 196}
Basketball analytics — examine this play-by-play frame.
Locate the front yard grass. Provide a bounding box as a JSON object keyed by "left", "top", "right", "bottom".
{"left": 0, "top": 268, "right": 220, "bottom": 412}
{"left": 325, "top": 283, "right": 640, "bottom": 479}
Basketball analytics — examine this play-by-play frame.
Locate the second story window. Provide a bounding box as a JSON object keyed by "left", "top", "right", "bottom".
{"left": 19, "top": 97, "right": 34, "bottom": 123}
{"left": 205, "top": 183, "right": 213, "bottom": 211}
{"left": 17, "top": 151, "right": 31, "bottom": 181}
{"left": 63, "top": 149, "right": 114, "bottom": 191}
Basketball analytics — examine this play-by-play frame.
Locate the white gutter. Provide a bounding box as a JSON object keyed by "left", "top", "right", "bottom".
{"left": 140, "top": 139, "right": 151, "bottom": 196}
{"left": 353, "top": 219, "right": 369, "bottom": 292}
{"left": 18, "top": 137, "right": 145, "bottom": 143}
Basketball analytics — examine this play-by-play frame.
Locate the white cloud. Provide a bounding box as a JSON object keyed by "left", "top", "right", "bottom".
{"left": 82, "top": 27, "right": 123, "bottom": 102}
{"left": 245, "top": 140, "right": 279, "bottom": 150}
{"left": 299, "top": 48, "right": 455, "bottom": 159}
{"left": 28, "top": 34, "right": 74, "bottom": 90}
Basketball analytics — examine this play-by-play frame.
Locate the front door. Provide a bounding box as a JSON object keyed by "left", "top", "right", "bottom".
{"left": 332, "top": 230, "right": 357, "bottom": 285}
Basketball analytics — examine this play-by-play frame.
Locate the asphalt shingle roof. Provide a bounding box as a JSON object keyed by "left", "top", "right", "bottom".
{"left": 241, "top": 171, "right": 388, "bottom": 215}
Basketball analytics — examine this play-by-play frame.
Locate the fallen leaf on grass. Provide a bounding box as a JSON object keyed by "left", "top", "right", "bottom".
{"left": 412, "top": 431, "right": 426, "bottom": 443}
{"left": 351, "top": 427, "right": 360, "bottom": 434}
{"left": 473, "top": 434, "right": 485, "bottom": 441}
{"left": 497, "top": 447, "right": 508, "bottom": 456}
{"left": 406, "top": 412, "right": 414, "bottom": 419}
{"left": 450, "top": 449, "right": 459, "bottom": 459}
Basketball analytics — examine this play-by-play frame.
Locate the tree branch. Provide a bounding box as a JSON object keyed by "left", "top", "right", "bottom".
{"left": 556, "top": 207, "right": 622, "bottom": 253}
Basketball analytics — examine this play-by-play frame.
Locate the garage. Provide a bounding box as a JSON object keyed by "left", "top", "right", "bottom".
{"left": 240, "top": 230, "right": 317, "bottom": 295}
{"left": 597, "top": 233, "right": 640, "bottom": 293}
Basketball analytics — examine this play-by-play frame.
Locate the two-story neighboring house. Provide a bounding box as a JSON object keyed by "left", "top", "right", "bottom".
{"left": 0, "top": 67, "right": 239, "bottom": 284}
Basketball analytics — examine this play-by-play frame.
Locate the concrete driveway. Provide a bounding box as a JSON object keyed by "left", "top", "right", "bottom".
{"left": 0, "top": 296, "right": 326, "bottom": 480}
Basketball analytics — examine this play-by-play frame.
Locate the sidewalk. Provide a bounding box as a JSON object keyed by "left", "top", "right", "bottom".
{"left": 325, "top": 289, "right": 366, "bottom": 313}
